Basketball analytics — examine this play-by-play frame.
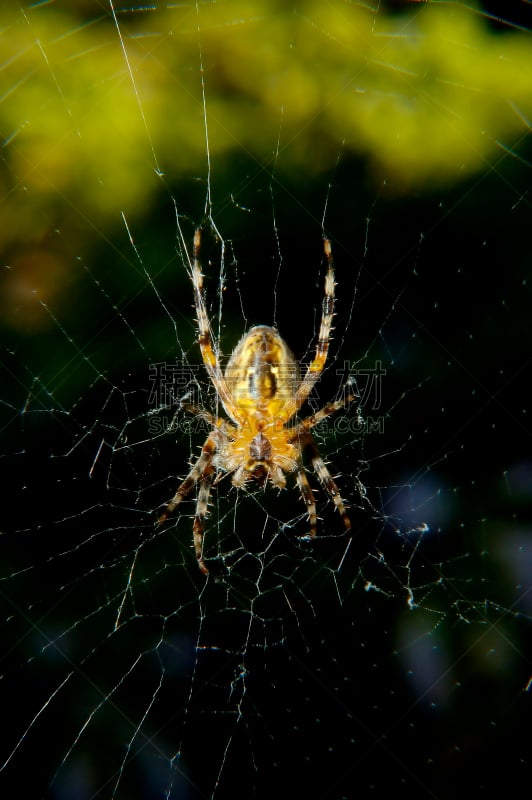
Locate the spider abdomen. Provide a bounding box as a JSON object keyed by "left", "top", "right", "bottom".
{"left": 224, "top": 325, "right": 299, "bottom": 421}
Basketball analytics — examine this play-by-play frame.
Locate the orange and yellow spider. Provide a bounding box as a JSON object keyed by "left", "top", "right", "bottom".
{"left": 159, "top": 228, "right": 355, "bottom": 573}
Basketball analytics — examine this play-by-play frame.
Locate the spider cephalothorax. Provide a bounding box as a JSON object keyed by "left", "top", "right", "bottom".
{"left": 159, "top": 230, "right": 354, "bottom": 573}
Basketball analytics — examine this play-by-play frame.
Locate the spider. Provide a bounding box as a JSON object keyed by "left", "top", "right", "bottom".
{"left": 159, "top": 228, "right": 355, "bottom": 573}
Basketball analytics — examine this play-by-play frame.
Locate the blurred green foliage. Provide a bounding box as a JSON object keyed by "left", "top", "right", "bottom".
{"left": 0, "top": 1, "right": 530, "bottom": 333}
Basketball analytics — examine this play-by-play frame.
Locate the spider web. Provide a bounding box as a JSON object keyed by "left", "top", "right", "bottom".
{"left": 1, "top": 2, "right": 531, "bottom": 797}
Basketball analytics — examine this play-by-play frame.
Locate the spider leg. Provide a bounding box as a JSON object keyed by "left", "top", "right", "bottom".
{"left": 296, "top": 466, "right": 318, "bottom": 538}
{"left": 180, "top": 402, "right": 217, "bottom": 426}
{"left": 291, "top": 418, "right": 351, "bottom": 535}
{"left": 294, "top": 431, "right": 351, "bottom": 531}
{"left": 289, "top": 392, "right": 355, "bottom": 533}
{"left": 158, "top": 432, "right": 218, "bottom": 524}
{"left": 292, "top": 237, "right": 336, "bottom": 413}
{"left": 191, "top": 228, "right": 239, "bottom": 419}
{"left": 180, "top": 402, "right": 237, "bottom": 439}
{"left": 193, "top": 470, "right": 215, "bottom": 574}
{"left": 289, "top": 392, "right": 357, "bottom": 439}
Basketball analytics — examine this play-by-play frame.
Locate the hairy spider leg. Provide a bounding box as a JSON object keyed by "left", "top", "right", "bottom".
{"left": 305, "top": 432, "right": 351, "bottom": 532}
{"left": 158, "top": 432, "right": 220, "bottom": 571}
{"left": 194, "top": 469, "right": 215, "bottom": 574}
{"left": 289, "top": 392, "right": 357, "bottom": 534}
{"left": 289, "top": 237, "right": 336, "bottom": 415}
{"left": 291, "top": 393, "right": 357, "bottom": 437}
{"left": 296, "top": 467, "right": 318, "bottom": 537}
{"left": 191, "top": 228, "right": 242, "bottom": 423}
